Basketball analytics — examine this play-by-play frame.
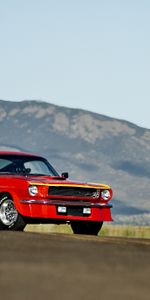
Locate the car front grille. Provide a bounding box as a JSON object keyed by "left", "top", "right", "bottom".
{"left": 48, "top": 186, "right": 100, "bottom": 199}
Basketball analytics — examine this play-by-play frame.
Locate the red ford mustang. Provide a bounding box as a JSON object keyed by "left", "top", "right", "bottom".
{"left": 0, "top": 151, "right": 113, "bottom": 235}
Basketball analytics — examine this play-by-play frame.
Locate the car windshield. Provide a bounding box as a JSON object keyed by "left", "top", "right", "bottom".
{"left": 0, "top": 155, "right": 59, "bottom": 176}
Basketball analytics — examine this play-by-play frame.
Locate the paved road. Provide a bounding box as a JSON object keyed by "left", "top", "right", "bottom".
{"left": 0, "top": 231, "right": 150, "bottom": 300}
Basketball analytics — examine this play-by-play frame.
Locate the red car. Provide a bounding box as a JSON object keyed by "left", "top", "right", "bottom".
{"left": 0, "top": 151, "right": 113, "bottom": 235}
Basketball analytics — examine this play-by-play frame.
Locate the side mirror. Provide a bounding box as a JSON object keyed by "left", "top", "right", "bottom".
{"left": 61, "top": 172, "right": 69, "bottom": 179}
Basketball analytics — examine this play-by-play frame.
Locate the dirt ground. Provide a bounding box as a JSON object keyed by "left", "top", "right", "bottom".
{"left": 0, "top": 231, "right": 149, "bottom": 300}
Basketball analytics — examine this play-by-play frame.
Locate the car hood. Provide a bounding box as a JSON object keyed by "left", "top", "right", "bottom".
{"left": 27, "top": 176, "right": 110, "bottom": 190}
{"left": 0, "top": 174, "right": 110, "bottom": 189}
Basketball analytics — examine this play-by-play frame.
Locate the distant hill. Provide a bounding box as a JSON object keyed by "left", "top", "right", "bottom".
{"left": 0, "top": 99, "right": 150, "bottom": 225}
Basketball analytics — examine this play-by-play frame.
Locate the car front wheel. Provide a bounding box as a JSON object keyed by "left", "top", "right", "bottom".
{"left": 0, "top": 194, "right": 26, "bottom": 231}
{"left": 70, "top": 221, "right": 103, "bottom": 236}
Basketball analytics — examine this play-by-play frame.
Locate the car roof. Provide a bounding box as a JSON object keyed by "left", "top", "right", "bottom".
{"left": 0, "top": 151, "right": 41, "bottom": 157}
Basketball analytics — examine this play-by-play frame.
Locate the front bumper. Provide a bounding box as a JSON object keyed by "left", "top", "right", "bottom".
{"left": 19, "top": 199, "right": 113, "bottom": 222}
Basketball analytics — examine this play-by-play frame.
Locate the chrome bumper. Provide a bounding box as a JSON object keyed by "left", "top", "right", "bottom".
{"left": 20, "top": 199, "right": 112, "bottom": 208}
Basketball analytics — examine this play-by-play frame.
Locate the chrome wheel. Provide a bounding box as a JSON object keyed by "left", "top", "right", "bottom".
{"left": 0, "top": 199, "right": 18, "bottom": 227}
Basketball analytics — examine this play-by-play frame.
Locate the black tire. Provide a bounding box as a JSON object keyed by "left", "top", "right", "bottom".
{"left": 0, "top": 194, "right": 26, "bottom": 231}
{"left": 71, "top": 221, "right": 103, "bottom": 236}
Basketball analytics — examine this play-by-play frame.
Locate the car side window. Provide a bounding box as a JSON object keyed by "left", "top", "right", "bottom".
{"left": 0, "top": 159, "right": 14, "bottom": 172}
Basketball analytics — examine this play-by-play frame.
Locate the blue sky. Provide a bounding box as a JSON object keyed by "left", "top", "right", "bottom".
{"left": 0, "top": 0, "right": 150, "bottom": 128}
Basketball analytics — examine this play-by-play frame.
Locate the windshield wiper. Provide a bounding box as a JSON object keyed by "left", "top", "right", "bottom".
{"left": 0, "top": 172, "right": 16, "bottom": 175}
{"left": 29, "top": 173, "right": 50, "bottom": 176}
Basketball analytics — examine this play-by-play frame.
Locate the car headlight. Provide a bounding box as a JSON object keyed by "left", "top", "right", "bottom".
{"left": 101, "top": 189, "right": 111, "bottom": 200}
{"left": 28, "top": 186, "right": 38, "bottom": 196}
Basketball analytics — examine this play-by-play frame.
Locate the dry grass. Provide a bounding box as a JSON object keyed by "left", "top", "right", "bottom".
{"left": 100, "top": 224, "right": 150, "bottom": 238}
{"left": 25, "top": 224, "right": 150, "bottom": 239}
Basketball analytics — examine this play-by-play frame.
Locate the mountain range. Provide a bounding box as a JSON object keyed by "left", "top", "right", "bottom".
{"left": 0, "top": 99, "right": 150, "bottom": 225}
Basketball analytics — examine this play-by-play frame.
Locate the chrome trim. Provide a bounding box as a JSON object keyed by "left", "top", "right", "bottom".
{"left": 20, "top": 199, "right": 112, "bottom": 208}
